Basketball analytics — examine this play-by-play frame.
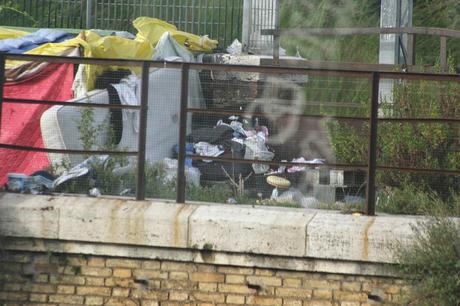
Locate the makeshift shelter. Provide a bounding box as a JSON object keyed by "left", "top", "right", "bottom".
{"left": 0, "top": 62, "right": 75, "bottom": 185}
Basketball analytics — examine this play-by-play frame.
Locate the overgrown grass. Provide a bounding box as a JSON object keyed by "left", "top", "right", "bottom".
{"left": 377, "top": 185, "right": 460, "bottom": 217}
{"left": 394, "top": 217, "right": 460, "bottom": 305}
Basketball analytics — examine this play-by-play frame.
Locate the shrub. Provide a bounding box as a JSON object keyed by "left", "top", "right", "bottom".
{"left": 395, "top": 217, "right": 460, "bottom": 305}
{"left": 328, "top": 63, "right": 460, "bottom": 215}
{"left": 377, "top": 185, "right": 460, "bottom": 216}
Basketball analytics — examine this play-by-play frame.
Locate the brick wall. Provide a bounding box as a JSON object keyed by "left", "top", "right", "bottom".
{"left": 0, "top": 251, "right": 409, "bottom": 306}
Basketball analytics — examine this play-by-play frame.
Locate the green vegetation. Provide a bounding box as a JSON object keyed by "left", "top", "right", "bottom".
{"left": 280, "top": 0, "right": 460, "bottom": 65}
{"left": 395, "top": 217, "right": 460, "bottom": 305}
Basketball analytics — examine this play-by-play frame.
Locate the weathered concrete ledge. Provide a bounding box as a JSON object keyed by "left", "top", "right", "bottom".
{"left": 1, "top": 193, "right": 452, "bottom": 277}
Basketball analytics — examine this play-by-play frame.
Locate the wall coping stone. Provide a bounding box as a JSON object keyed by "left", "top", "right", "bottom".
{"left": 1, "top": 193, "right": 457, "bottom": 276}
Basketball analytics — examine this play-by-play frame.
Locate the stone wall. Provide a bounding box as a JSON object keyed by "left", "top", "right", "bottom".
{"left": 0, "top": 193, "right": 440, "bottom": 305}
{"left": 0, "top": 250, "right": 406, "bottom": 306}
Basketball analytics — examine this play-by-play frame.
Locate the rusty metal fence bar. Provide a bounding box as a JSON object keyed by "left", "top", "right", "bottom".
{"left": 366, "top": 72, "right": 380, "bottom": 216}
{"left": 262, "top": 27, "right": 460, "bottom": 69}
{"left": 1, "top": 53, "right": 459, "bottom": 215}
{"left": 136, "top": 62, "right": 151, "bottom": 201}
{"left": 177, "top": 63, "right": 190, "bottom": 204}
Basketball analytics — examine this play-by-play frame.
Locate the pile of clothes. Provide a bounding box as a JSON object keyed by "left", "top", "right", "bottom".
{"left": 184, "top": 115, "right": 274, "bottom": 181}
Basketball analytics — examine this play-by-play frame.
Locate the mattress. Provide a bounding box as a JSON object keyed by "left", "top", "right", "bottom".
{"left": 40, "top": 89, "right": 110, "bottom": 168}
{"left": 41, "top": 67, "right": 203, "bottom": 170}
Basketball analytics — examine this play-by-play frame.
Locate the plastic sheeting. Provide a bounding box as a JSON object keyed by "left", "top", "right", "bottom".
{"left": 7, "top": 31, "right": 154, "bottom": 90}
{"left": 0, "top": 27, "right": 28, "bottom": 40}
{"left": 134, "top": 17, "right": 218, "bottom": 53}
{"left": 0, "top": 63, "right": 74, "bottom": 185}
{"left": 0, "top": 29, "right": 74, "bottom": 53}
{"left": 6, "top": 18, "right": 217, "bottom": 90}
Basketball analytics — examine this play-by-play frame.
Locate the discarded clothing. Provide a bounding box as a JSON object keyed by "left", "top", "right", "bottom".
{"left": 244, "top": 136, "right": 275, "bottom": 174}
{"left": 188, "top": 125, "right": 234, "bottom": 148}
{"left": 287, "top": 157, "right": 325, "bottom": 173}
{"left": 194, "top": 142, "right": 225, "bottom": 163}
{"left": 52, "top": 155, "right": 110, "bottom": 189}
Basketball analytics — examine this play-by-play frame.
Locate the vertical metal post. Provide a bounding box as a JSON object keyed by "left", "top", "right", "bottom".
{"left": 365, "top": 72, "right": 380, "bottom": 216}
{"left": 242, "top": 0, "right": 252, "bottom": 52}
{"left": 0, "top": 53, "right": 5, "bottom": 137}
{"left": 273, "top": 0, "right": 280, "bottom": 65}
{"left": 86, "top": 0, "right": 94, "bottom": 29}
{"left": 440, "top": 36, "right": 447, "bottom": 73}
{"left": 136, "top": 62, "right": 150, "bottom": 201}
{"left": 177, "top": 63, "right": 190, "bottom": 204}
{"left": 406, "top": 33, "right": 416, "bottom": 66}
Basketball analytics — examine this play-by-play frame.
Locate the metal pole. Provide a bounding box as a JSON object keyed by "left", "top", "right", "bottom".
{"left": 365, "top": 72, "right": 380, "bottom": 216}
{"left": 177, "top": 63, "right": 190, "bottom": 203}
{"left": 136, "top": 62, "right": 150, "bottom": 201}
{"left": 273, "top": 0, "right": 280, "bottom": 65}
{"left": 440, "top": 36, "right": 447, "bottom": 73}
{"left": 86, "top": 0, "right": 94, "bottom": 29}
{"left": 242, "top": 0, "right": 252, "bottom": 52}
{"left": 0, "top": 53, "right": 5, "bottom": 138}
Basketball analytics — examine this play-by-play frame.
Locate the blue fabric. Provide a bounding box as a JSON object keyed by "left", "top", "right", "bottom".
{"left": 0, "top": 28, "right": 75, "bottom": 53}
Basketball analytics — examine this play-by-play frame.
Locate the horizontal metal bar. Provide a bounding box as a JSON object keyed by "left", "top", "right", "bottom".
{"left": 6, "top": 54, "right": 147, "bottom": 67}
{"left": 380, "top": 71, "right": 460, "bottom": 82}
{"left": 261, "top": 27, "right": 460, "bottom": 39}
{"left": 3, "top": 98, "right": 141, "bottom": 109}
{"left": 186, "top": 108, "right": 369, "bottom": 122}
{"left": 188, "top": 62, "right": 372, "bottom": 77}
{"left": 189, "top": 156, "right": 460, "bottom": 176}
{"left": 0, "top": 144, "right": 138, "bottom": 156}
{"left": 190, "top": 155, "right": 368, "bottom": 170}
{"left": 5, "top": 54, "right": 459, "bottom": 82}
{"left": 377, "top": 165, "right": 460, "bottom": 176}
{"left": 378, "top": 117, "right": 460, "bottom": 123}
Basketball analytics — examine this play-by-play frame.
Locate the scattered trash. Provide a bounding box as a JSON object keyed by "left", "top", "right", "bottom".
{"left": 344, "top": 195, "right": 365, "bottom": 204}
{"left": 227, "top": 39, "right": 243, "bottom": 55}
{"left": 300, "top": 196, "right": 320, "bottom": 208}
{"left": 52, "top": 155, "right": 109, "bottom": 189}
{"left": 89, "top": 188, "right": 102, "bottom": 197}
{"left": 7, "top": 172, "right": 56, "bottom": 194}
{"left": 162, "top": 158, "right": 201, "bottom": 187}
{"left": 194, "top": 142, "right": 225, "bottom": 163}
{"left": 7, "top": 173, "right": 34, "bottom": 193}
{"left": 244, "top": 136, "right": 274, "bottom": 174}
{"left": 288, "top": 157, "right": 325, "bottom": 173}
{"left": 266, "top": 176, "right": 291, "bottom": 200}
{"left": 227, "top": 197, "right": 238, "bottom": 204}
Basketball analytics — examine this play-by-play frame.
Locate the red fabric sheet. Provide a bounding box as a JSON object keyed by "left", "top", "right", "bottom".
{"left": 0, "top": 63, "right": 74, "bottom": 185}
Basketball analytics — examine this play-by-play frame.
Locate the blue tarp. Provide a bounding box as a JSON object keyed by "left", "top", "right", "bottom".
{"left": 0, "top": 29, "right": 75, "bottom": 54}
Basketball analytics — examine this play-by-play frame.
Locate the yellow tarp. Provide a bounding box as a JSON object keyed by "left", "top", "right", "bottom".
{"left": 0, "top": 27, "right": 28, "bottom": 40}
{"left": 6, "top": 18, "right": 217, "bottom": 90}
{"left": 134, "top": 17, "right": 218, "bottom": 52}
{"left": 7, "top": 31, "right": 154, "bottom": 89}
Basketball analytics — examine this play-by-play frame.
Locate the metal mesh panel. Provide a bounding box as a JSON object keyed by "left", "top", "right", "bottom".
{"left": 0, "top": 0, "right": 244, "bottom": 48}
{"left": 0, "top": 0, "right": 87, "bottom": 29}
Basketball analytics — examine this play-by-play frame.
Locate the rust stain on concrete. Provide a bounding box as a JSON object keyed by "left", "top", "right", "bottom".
{"left": 173, "top": 205, "right": 188, "bottom": 247}
{"left": 362, "top": 217, "right": 376, "bottom": 261}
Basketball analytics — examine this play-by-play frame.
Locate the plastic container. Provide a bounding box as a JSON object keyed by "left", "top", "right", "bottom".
{"left": 7, "top": 173, "right": 34, "bottom": 192}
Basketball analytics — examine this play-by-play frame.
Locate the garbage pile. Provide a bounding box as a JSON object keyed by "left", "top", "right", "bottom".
{"left": 1, "top": 19, "right": 364, "bottom": 207}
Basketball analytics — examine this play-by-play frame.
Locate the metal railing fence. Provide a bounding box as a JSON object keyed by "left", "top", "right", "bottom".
{"left": 0, "top": 53, "right": 459, "bottom": 215}
{"left": 0, "top": 0, "right": 244, "bottom": 48}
